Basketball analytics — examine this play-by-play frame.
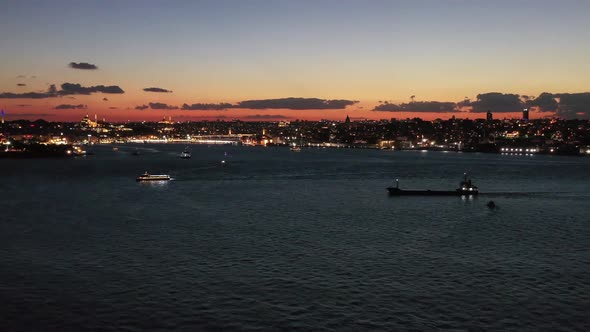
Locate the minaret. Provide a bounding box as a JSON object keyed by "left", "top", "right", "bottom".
{"left": 1, "top": 109, "right": 4, "bottom": 124}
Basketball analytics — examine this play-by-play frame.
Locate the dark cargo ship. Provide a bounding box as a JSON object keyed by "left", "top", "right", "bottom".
{"left": 387, "top": 174, "right": 478, "bottom": 196}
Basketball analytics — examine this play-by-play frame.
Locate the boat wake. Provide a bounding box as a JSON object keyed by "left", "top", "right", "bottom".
{"left": 480, "top": 191, "right": 589, "bottom": 197}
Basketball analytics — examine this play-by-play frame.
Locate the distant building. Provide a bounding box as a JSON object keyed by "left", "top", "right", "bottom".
{"left": 345, "top": 115, "right": 351, "bottom": 124}
{"left": 158, "top": 116, "right": 173, "bottom": 125}
{"left": 522, "top": 108, "right": 529, "bottom": 121}
{"left": 80, "top": 114, "right": 98, "bottom": 128}
{"left": 486, "top": 110, "right": 493, "bottom": 121}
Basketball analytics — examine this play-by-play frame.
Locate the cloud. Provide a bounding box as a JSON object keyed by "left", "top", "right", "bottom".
{"left": 143, "top": 87, "right": 172, "bottom": 93}
{"left": 244, "top": 114, "right": 289, "bottom": 119}
{"left": 235, "top": 97, "right": 358, "bottom": 110}
{"left": 59, "top": 83, "right": 124, "bottom": 95}
{"left": 109, "top": 107, "right": 118, "bottom": 109}
{"left": 16, "top": 104, "right": 32, "bottom": 107}
{"left": 69, "top": 62, "right": 98, "bottom": 70}
{"left": 373, "top": 101, "right": 457, "bottom": 113}
{"left": 553, "top": 92, "right": 590, "bottom": 119}
{"left": 469, "top": 92, "right": 523, "bottom": 113}
{"left": 135, "top": 105, "right": 149, "bottom": 110}
{"left": 103, "top": 97, "right": 109, "bottom": 101}
{"left": 149, "top": 102, "right": 178, "bottom": 110}
{"left": 17, "top": 83, "right": 26, "bottom": 87}
{"left": 16, "top": 75, "right": 26, "bottom": 79}
{"left": 527, "top": 92, "right": 558, "bottom": 112}
{"left": 0, "top": 91, "right": 55, "bottom": 99}
{"left": 55, "top": 104, "right": 87, "bottom": 110}
{"left": 0, "top": 83, "right": 124, "bottom": 99}
{"left": 181, "top": 103, "right": 233, "bottom": 110}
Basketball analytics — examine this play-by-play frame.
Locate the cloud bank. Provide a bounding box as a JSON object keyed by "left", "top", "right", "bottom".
{"left": 0, "top": 82, "right": 124, "bottom": 98}
{"left": 59, "top": 83, "right": 124, "bottom": 95}
{"left": 235, "top": 97, "right": 358, "bottom": 110}
{"left": 181, "top": 103, "right": 233, "bottom": 110}
{"left": 374, "top": 101, "right": 457, "bottom": 113}
{"left": 55, "top": 104, "right": 87, "bottom": 109}
{"left": 148, "top": 102, "right": 178, "bottom": 110}
{"left": 468, "top": 92, "right": 523, "bottom": 113}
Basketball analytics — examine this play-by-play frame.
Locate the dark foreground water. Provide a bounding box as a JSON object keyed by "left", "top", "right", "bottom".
{"left": 1, "top": 145, "right": 589, "bottom": 331}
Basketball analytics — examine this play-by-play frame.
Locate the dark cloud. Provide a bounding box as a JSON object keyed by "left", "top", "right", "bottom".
{"left": 135, "top": 105, "right": 149, "bottom": 110}
{"left": 17, "top": 83, "right": 26, "bottom": 87}
{"left": 69, "top": 62, "right": 98, "bottom": 70}
{"left": 528, "top": 92, "right": 558, "bottom": 112}
{"left": 55, "top": 104, "right": 87, "bottom": 110}
{"left": 244, "top": 114, "right": 289, "bottom": 119}
{"left": 469, "top": 92, "right": 523, "bottom": 113}
{"left": 59, "top": 83, "right": 124, "bottom": 95}
{"left": 0, "top": 91, "right": 55, "bottom": 99}
{"left": 149, "top": 102, "right": 178, "bottom": 110}
{"left": 235, "top": 97, "right": 358, "bottom": 110}
{"left": 0, "top": 83, "right": 124, "bottom": 99}
{"left": 181, "top": 103, "right": 233, "bottom": 110}
{"left": 553, "top": 92, "right": 590, "bottom": 119}
{"left": 109, "top": 107, "right": 118, "bottom": 109}
{"left": 16, "top": 104, "right": 32, "bottom": 107}
{"left": 103, "top": 97, "right": 109, "bottom": 101}
{"left": 143, "top": 87, "right": 173, "bottom": 93}
{"left": 373, "top": 101, "right": 457, "bottom": 113}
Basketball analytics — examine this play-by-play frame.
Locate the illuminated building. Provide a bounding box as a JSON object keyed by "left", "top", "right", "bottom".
{"left": 522, "top": 108, "right": 529, "bottom": 121}
{"left": 486, "top": 110, "right": 493, "bottom": 122}
{"left": 158, "top": 116, "right": 173, "bottom": 125}
{"left": 80, "top": 114, "right": 98, "bottom": 128}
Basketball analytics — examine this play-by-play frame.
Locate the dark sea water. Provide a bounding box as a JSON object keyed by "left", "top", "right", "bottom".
{"left": 1, "top": 144, "right": 589, "bottom": 331}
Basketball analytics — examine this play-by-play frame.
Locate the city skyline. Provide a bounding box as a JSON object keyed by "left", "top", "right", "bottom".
{"left": 1, "top": 0, "right": 590, "bottom": 121}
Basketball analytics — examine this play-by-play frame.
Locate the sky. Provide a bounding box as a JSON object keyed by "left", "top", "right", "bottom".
{"left": 1, "top": 0, "right": 589, "bottom": 121}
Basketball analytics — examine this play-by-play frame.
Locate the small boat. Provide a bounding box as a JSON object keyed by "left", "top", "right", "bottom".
{"left": 180, "top": 147, "right": 191, "bottom": 159}
{"left": 290, "top": 146, "right": 302, "bottom": 152}
{"left": 136, "top": 171, "right": 171, "bottom": 182}
{"left": 387, "top": 174, "right": 479, "bottom": 196}
{"left": 112, "top": 147, "right": 119, "bottom": 151}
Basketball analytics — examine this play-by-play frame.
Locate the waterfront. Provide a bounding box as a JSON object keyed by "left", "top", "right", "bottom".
{"left": 1, "top": 145, "right": 589, "bottom": 331}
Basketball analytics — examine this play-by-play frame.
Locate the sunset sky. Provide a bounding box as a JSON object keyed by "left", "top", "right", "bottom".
{"left": 1, "top": 0, "right": 589, "bottom": 121}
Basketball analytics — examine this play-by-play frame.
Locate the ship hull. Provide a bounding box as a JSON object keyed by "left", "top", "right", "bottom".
{"left": 387, "top": 188, "right": 478, "bottom": 196}
{"left": 136, "top": 175, "right": 171, "bottom": 182}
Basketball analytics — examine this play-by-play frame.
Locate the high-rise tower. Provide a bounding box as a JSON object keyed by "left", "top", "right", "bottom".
{"left": 522, "top": 108, "right": 529, "bottom": 121}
